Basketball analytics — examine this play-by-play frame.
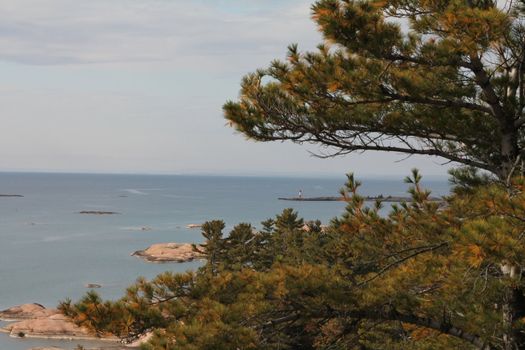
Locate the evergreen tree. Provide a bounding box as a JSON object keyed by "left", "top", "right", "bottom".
{"left": 224, "top": 0, "right": 525, "bottom": 179}
{"left": 58, "top": 174, "right": 525, "bottom": 349}
{"left": 196, "top": 220, "right": 226, "bottom": 275}
{"left": 55, "top": 1, "right": 525, "bottom": 349}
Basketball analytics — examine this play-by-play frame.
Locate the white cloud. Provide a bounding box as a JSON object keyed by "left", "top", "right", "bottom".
{"left": 0, "top": 1, "right": 452, "bottom": 177}
{"left": 0, "top": 0, "right": 319, "bottom": 68}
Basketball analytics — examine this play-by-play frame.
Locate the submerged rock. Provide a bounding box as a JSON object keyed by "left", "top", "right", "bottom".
{"left": 186, "top": 224, "right": 202, "bottom": 229}
{"left": 120, "top": 226, "right": 152, "bottom": 232}
{"left": 79, "top": 211, "right": 120, "bottom": 215}
{"left": 132, "top": 243, "right": 204, "bottom": 263}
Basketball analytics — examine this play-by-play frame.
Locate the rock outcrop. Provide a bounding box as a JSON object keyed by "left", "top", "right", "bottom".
{"left": 278, "top": 195, "right": 443, "bottom": 202}
{"left": 0, "top": 304, "right": 116, "bottom": 341}
{"left": 132, "top": 243, "right": 204, "bottom": 263}
{"left": 0, "top": 303, "right": 54, "bottom": 321}
{"left": 29, "top": 347, "right": 126, "bottom": 350}
{"left": 1, "top": 314, "right": 96, "bottom": 340}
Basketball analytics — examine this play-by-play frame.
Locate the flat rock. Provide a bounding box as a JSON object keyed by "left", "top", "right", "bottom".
{"left": 29, "top": 347, "right": 126, "bottom": 350}
{"left": 2, "top": 313, "right": 98, "bottom": 340}
{"left": 29, "top": 346, "right": 128, "bottom": 350}
{"left": 0, "top": 304, "right": 57, "bottom": 321}
{"left": 0, "top": 304, "right": 117, "bottom": 341}
{"left": 132, "top": 243, "right": 204, "bottom": 263}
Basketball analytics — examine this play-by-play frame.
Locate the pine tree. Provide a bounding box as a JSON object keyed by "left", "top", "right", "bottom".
{"left": 224, "top": 0, "right": 525, "bottom": 179}
{"left": 59, "top": 177, "right": 525, "bottom": 348}
{"left": 55, "top": 1, "right": 525, "bottom": 348}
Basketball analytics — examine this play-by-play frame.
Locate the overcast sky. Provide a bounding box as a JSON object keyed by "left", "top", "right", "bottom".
{"left": 0, "top": 0, "right": 451, "bottom": 178}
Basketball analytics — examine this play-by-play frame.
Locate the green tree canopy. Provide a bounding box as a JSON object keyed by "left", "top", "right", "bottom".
{"left": 224, "top": 0, "right": 525, "bottom": 179}
{"left": 60, "top": 174, "right": 525, "bottom": 349}
{"left": 55, "top": 1, "right": 525, "bottom": 349}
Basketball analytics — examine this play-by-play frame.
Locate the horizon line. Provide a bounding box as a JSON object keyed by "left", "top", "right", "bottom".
{"left": 0, "top": 169, "right": 450, "bottom": 180}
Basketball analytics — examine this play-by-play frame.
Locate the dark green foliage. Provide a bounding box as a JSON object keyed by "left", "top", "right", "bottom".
{"left": 197, "top": 220, "right": 226, "bottom": 275}
{"left": 448, "top": 167, "right": 495, "bottom": 195}
{"left": 221, "top": 223, "right": 255, "bottom": 269}
{"left": 56, "top": 1, "right": 525, "bottom": 348}
{"left": 59, "top": 291, "right": 134, "bottom": 337}
{"left": 224, "top": 0, "right": 525, "bottom": 180}
{"left": 59, "top": 171, "right": 525, "bottom": 349}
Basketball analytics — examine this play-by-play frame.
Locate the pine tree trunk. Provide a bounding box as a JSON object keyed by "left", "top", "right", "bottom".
{"left": 499, "top": 129, "right": 519, "bottom": 180}
{"left": 501, "top": 266, "right": 525, "bottom": 349}
{"left": 502, "top": 287, "right": 525, "bottom": 349}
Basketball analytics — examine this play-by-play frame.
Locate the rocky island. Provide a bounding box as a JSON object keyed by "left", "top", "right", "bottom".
{"left": 0, "top": 304, "right": 153, "bottom": 349}
{"left": 278, "top": 195, "right": 443, "bottom": 202}
{"left": 0, "top": 303, "right": 105, "bottom": 340}
{"left": 132, "top": 243, "right": 204, "bottom": 262}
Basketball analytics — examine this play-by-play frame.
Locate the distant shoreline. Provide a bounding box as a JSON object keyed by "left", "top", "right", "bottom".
{"left": 0, "top": 171, "right": 450, "bottom": 182}
{"left": 279, "top": 196, "right": 444, "bottom": 202}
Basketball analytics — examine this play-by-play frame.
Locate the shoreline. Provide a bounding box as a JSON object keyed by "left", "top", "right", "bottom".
{"left": 0, "top": 327, "right": 119, "bottom": 342}
{"left": 278, "top": 195, "right": 444, "bottom": 202}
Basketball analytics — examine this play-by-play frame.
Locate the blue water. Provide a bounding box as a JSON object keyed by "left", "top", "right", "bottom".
{"left": 0, "top": 172, "right": 449, "bottom": 349}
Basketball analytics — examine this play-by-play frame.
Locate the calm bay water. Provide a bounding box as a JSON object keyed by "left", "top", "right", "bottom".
{"left": 0, "top": 172, "right": 449, "bottom": 350}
